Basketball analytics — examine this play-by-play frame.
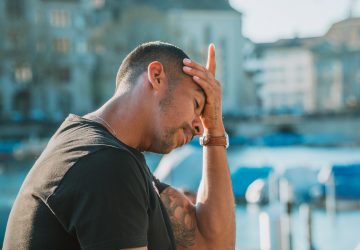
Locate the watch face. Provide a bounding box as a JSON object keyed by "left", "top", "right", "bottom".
{"left": 199, "top": 136, "right": 204, "bottom": 146}
{"left": 199, "top": 135, "right": 209, "bottom": 146}
{"left": 203, "top": 135, "right": 210, "bottom": 144}
{"left": 225, "top": 132, "right": 229, "bottom": 148}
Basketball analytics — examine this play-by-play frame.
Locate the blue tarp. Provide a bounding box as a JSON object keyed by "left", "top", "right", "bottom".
{"left": 331, "top": 163, "right": 360, "bottom": 199}
{"left": 231, "top": 166, "right": 273, "bottom": 198}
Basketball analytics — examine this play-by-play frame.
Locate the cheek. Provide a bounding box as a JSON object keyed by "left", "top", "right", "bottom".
{"left": 161, "top": 98, "right": 194, "bottom": 126}
{"left": 175, "top": 101, "right": 194, "bottom": 117}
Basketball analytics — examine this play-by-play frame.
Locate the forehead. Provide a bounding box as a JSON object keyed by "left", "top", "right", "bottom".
{"left": 175, "top": 75, "right": 205, "bottom": 99}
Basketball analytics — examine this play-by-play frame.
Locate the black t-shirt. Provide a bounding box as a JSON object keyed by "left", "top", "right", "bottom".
{"left": 3, "top": 114, "right": 176, "bottom": 250}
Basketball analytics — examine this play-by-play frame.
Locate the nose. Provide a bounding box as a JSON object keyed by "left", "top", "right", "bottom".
{"left": 192, "top": 116, "right": 204, "bottom": 136}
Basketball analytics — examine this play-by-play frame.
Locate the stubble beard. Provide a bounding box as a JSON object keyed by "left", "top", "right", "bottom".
{"left": 157, "top": 86, "right": 177, "bottom": 153}
{"left": 156, "top": 83, "right": 193, "bottom": 153}
{"left": 158, "top": 127, "right": 179, "bottom": 154}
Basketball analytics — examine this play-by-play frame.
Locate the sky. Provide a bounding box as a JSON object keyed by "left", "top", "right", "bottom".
{"left": 229, "top": 0, "right": 358, "bottom": 43}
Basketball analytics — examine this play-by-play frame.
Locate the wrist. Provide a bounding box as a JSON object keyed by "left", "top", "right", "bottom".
{"left": 204, "top": 125, "right": 226, "bottom": 137}
{"left": 200, "top": 129, "right": 229, "bottom": 149}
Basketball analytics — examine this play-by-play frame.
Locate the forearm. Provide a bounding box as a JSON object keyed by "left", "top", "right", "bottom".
{"left": 181, "top": 44, "right": 236, "bottom": 249}
{"left": 195, "top": 130, "right": 235, "bottom": 248}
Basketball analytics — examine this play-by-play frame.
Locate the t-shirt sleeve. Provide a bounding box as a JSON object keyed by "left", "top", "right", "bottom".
{"left": 152, "top": 174, "right": 170, "bottom": 194}
{"left": 47, "top": 148, "right": 149, "bottom": 250}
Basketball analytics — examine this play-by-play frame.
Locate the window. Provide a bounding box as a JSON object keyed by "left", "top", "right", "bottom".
{"left": 92, "top": 0, "right": 106, "bottom": 9}
{"left": 53, "top": 38, "right": 70, "bottom": 54}
{"left": 36, "top": 41, "right": 46, "bottom": 52}
{"left": 77, "top": 41, "right": 88, "bottom": 53}
{"left": 50, "top": 10, "right": 71, "bottom": 27}
{"left": 56, "top": 67, "right": 71, "bottom": 82}
{"left": 15, "top": 66, "right": 32, "bottom": 82}
{"left": 35, "top": 9, "right": 45, "bottom": 24}
{"left": 7, "top": 31, "right": 22, "bottom": 50}
{"left": 6, "top": 0, "right": 24, "bottom": 19}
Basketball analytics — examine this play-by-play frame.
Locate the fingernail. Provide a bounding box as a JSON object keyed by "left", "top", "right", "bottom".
{"left": 183, "top": 58, "right": 191, "bottom": 64}
{"left": 193, "top": 76, "right": 199, "bottom": 80}
{"left": 183, "top": 66, "right": 191, "bottom": 71}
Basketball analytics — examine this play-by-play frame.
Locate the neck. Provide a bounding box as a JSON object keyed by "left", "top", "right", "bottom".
{"left": 85, "top": 91, "right": 153, "bottom": 151}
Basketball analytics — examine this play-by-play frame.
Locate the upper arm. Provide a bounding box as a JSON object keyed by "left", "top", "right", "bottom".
{"left": 160, "top": 187, "right": 207, "bottom": 250}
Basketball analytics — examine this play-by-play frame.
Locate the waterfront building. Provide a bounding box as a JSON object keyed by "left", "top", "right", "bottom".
{"left": 240, "top": 38, "right": 263, "bottom": 115}
{"left": 0, "top": 0, "right": 103, "bottom": 122}
{"left": 0, "top": 0, "right": 35, "bottom": 121}
{"left": 311, "top": 43, "right": 344, "bottom": 112}
{"left": 315, "top": 17, "right": 360, "bottom": 111}
{"left": 31, "top": 0, "right": 97, "bottom": 120}
{"left": 256, "top": 37, "right": 319, "bottom": 115}
{"left": 0, "top": 0, "right": 252, "bottom": 122}
{"left": 254, "top": 17, "right": 360, "bottom": 115}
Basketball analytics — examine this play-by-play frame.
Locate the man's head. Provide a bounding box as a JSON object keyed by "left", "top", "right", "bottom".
{"left": 115, "top": 41, "right": 205, "bottom": 154}
{"left": 115, "top": 41, "right": 189, "bottom": 94}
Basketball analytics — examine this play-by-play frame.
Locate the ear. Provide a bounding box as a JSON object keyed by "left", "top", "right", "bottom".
{"left": 147, "top": 61, "right": 166, "bottom": 91}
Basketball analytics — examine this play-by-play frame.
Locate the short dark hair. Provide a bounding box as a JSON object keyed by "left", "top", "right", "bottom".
{"left": 115, "top": 41, "right": 190, "bottom": 92}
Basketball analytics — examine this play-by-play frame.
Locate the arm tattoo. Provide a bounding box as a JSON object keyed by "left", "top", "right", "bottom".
{"left": 161, "top": 188, "right": 196, "bottom": 248}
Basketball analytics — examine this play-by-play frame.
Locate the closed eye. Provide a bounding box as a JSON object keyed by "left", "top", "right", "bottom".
{"left": 194, "top": 99, "right": 200, "bottom": 109}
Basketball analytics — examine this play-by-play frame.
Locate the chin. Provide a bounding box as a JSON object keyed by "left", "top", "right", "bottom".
{"left": 162, "top": 148, "right": 174, "bottom": 154}
{"left": 149, "top": 137, "right": 179, "bottom": 154}
{"left": 149, "top": 145, "right": 174, "bottom": 154}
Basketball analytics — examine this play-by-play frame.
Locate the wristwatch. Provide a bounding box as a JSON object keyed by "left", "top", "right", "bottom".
{"left": 199, "top": 132, "right": 229, "bottom": 149}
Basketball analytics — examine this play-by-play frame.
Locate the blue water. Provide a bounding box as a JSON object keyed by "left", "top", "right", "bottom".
{"left": 235, "top": 205, "right": 360, "bottom": 250}
{"left": 230, "top": 146, "right": 360, "bottom": 250}
{"left": 1, "top": 147, "right": 360, "bottom": 249}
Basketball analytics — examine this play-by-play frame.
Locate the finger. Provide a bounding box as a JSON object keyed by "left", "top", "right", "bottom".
{"left": 192, "top": 76, "right": 211, "bottom": 95}
{"left": 183, "top": 66, "right": 213, "bottom": 81}
{"left": 192, "top": 76, "right": 220, "bottom": 105}
{"left": 183, "top": 58, "right": 206, "bottom": 72}
{"left": 206, "top": 43, "right": 216, "bottom": 76}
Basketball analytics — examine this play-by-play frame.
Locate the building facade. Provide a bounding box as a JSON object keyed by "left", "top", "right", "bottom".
{"left": 0, "top": 0, "right": 35, "bottom": 121}
{"left": 321, "top": 18, "right": 360, "bottom": 110}
{"left": 253, "top": 17, "right": 360, "bottom": 115}
{"left": 0, "top": 0, "right": 101, "bottom": 122}
{"left": 257, "top": 38, "right": 317, "bottom": 114}
{"left": 1, "top": 0, "right": 251, "bottom": 122}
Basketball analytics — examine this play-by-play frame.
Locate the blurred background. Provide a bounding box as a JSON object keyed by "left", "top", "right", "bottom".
{"left": 1, "top": 0, "right": 360, "bottom": 249}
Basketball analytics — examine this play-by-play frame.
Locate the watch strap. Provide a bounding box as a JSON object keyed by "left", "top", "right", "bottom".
{"left": 203, "top": 136, "right": 227, "bottom": 146}
{"left": 200, "top": 133, "right": 229, "bottom": 148}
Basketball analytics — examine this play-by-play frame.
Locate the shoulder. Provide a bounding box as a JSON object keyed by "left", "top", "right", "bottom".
{"left": 77, "top": 147, "right": 141, "bottom": 169}
{"left": 48, "top": 147, "right": 150, "bottom": 212}
{"left": 60, "top": 147, "right": 149, "bottom": 194}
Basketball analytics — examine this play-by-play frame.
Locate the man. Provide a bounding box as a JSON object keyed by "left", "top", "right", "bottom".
{"left": 3, "top": 41, "right": 235, "bottom": 250}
